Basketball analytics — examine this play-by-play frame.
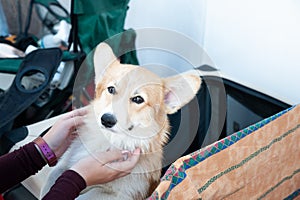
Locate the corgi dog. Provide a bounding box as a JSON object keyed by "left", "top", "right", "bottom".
{"left": 41, "top": 42, "right": 201, "bottom": 199}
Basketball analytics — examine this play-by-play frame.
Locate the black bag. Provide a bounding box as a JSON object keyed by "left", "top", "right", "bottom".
{"left": 0, "top": 48, "right": 62, "bottom": 154}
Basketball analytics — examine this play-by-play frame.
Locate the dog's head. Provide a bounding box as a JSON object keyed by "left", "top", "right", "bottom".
{"left": 91, "top": 42, "right": 201, "bottom": 151}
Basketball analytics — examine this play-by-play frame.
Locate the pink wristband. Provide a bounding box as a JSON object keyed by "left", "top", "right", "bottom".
{"left": 34, "top": 137, "right": 57, "bottom": 167}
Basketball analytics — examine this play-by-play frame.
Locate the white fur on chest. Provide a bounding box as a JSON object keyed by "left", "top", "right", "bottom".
{"left": 51, "top": 111, "right": 161, "bottom": 199}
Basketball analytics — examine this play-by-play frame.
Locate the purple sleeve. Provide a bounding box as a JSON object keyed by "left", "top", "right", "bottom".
{"left": 0, "top": 142, "right": 46, "bottom": 193}
{"left": 42, "top": 170, "right": 87, "bottom": 200}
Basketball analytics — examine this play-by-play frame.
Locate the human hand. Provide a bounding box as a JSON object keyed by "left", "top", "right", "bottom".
{"left": 42, "top": 107, "right": 88, "bottom": 159}
{"left": 70, "top": 148, "right": 141, "bottom": 186}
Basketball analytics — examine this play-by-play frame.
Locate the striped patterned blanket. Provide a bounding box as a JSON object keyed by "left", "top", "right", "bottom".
{"left": 149, "top": 105, "right": 300, "bottom": 199}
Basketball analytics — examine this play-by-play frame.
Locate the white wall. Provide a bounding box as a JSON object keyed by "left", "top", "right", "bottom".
{"left": 125, "top": 0, "right": 300, "bottom": 104}
{"left": 125, "top": 0, "right": 206, "bottom": 46}
{"left": 204, "top": 0, "right": 300, "bottom": 104}
{"left": 125, "top": 0, "right": 208, "bottom": 76}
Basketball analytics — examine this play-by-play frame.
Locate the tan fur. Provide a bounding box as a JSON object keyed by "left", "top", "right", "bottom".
{"left": 41, "top": 42, "right": 201, "bottom": 200}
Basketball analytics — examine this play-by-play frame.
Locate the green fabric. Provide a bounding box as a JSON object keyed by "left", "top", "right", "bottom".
{"left": 72, "top": 0, "right": 139, "bottom": 88}
{"left": 62, "top": 51, "right": 82, "bottom": 61}
{"left": 74, "top": 0, "right": 130, "bottom": 16}
{"left": 73, "top": 0, "right": 138, "bottom": 63}
{"left": 0, "top": 58, "right": 23, "bottom": 73}
{"left": 0, "top": 51, "right": 80, "bottom": 73}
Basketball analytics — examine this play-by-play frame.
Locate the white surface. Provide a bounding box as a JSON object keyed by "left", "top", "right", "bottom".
{"left": 0, "top": 73, "right": 14, "bottom": 90}
{"left": 125, "top": 0, "right": 300, "bottom": 105}
{"left": 204, "top": 0, "right": 300, "bottom": 105}
{"left": 125, "top": 0, "right": 206, "bottom": 46}
{"left": 125, "top": 0, "right": 208, "bottom": 75}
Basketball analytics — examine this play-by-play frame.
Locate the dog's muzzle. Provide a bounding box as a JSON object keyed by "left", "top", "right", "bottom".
{"left": 101, "top": 113, "right": 117, "bottom": 128}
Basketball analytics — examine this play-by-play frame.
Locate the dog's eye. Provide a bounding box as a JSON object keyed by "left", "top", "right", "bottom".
{"left": 131, "top": 96, "right": 144, "bottom": 104}
{"left": 107, "top": 86, "right": 116, "bottom": 94}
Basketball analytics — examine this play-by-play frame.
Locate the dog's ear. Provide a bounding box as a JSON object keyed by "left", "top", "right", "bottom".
{"left": 163, "top": 70, "right": 201, "bottom": 114}
{"left": 93, "top": 42, "right": 118, "bottom": 84}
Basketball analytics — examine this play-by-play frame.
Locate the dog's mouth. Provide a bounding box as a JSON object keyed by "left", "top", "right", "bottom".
{"left": 100, "top": 123, "right": 135, "bottom": 134}
{"left": 101, "top": 125, "right": 119, "bottom": 134}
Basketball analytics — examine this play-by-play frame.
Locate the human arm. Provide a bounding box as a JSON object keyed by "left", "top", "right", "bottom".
{"left": 0, "top": 108, "right": 87, "bottom": 193}
{"left": 0, "top": 142, "right": 46, "bottom": 193}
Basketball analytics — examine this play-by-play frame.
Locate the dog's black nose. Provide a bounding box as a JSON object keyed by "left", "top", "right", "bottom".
{"left": 101, "top": 113, "right": 117, "bottom": 128}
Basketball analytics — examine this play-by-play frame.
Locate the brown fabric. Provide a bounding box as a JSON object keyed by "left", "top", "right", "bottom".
{"left": 149, "top": 105, "right": 300, "bottom": 199}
